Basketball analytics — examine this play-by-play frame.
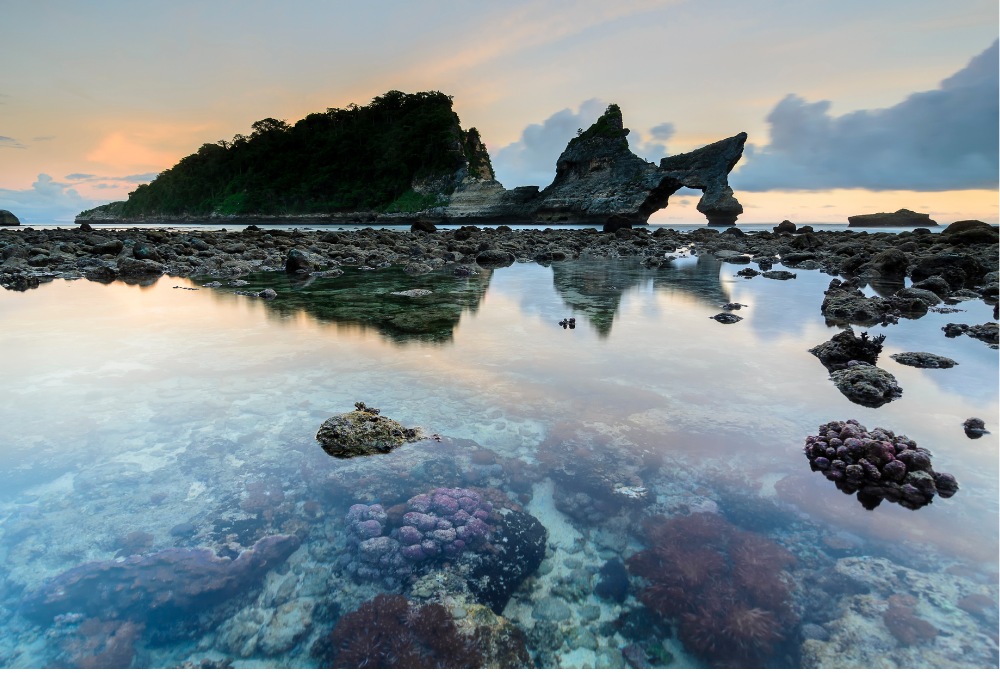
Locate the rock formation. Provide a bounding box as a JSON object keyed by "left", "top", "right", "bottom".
{"left": 847, "top": 209, "right": 938, "bottom": 228}
{"left": 0, "top": 209, "right": 19, "bottom": 226}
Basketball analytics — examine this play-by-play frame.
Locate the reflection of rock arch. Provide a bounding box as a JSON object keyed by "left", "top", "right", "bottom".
{"left": 550, "top": 256, "right": 729, "bottom": 337}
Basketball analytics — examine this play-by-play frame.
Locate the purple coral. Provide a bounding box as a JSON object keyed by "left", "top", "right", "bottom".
{"left": 804, "top": 421, "right": 958, "bottom": 511}
{"left": 340, "top": 488, "right": 495, "bottom": 586}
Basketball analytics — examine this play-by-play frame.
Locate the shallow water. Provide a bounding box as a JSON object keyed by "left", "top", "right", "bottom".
{"left": 0, "top": 255, "right": 996, "bottom": 667}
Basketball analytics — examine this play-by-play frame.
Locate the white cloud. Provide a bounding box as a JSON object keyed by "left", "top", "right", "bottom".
{"left": 733, "top": 40, "right": 999, "bottom": 192}
{"left": 0, "top": 173, "right": 97, "bottom": 223}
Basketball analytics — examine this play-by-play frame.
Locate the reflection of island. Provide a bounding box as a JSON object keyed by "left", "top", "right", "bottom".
{"left": 211, "top": 267, "right": 492, "bottom": 342}
{"left": 550, "top": 255, "right": 729, "bottom": 336}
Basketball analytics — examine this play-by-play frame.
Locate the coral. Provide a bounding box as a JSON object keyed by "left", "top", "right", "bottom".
{"left": 312, "top": 594, "right": 483, "bottom": 668}
{"left": 338, "top": 489, "right": 494, "bottom": 589}
{"left": 114, "top": 531, "right": 154, "bottom": 557}
{"left": 19, "top": 535, "right": 299, "bottom": 624}
{"left": 883, "top": 594, "right": 939, "bottom": 646}
{"left": 809, "top": 327, "right": 886, "bottom": 370}
{"left": 239, "top": 479, "right": 285, "bottom": 513}
{"left": 803, "top": 420, "right": 959, "bottom": 510}
{"left": 627, "top": 513, "right": 796, "bottom": 667}
{"left": 60, "top": 618, "right": 143, "bottom": 668}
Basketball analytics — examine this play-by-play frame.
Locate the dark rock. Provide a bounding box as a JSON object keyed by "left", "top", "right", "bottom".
{"left": 828, "top": 364, "right": 902, "bottom": 407}
{"left": 796, "top": 225, "right": 815, "bottom": 233}
{"left": 285, "top": 249, "right": 319, "bottom": 273}
{"left": 18, "top": 535, "right": 299, "bottom": 624}
{"left": 801, "top": 623, "right": 830, "bottom": 641}
{"left": 809, "top": 328, "right": 885, "bottom": 370}
{"left": 895, "top": 287, "right": 942, "bottom": 306}
{"left": 475, "top": 249, "right": 514, "bottom": 267}
{"left": 0, "top": 209, "right": 21, "bottom": 226}
{"left": 943, "top": 220, "right": 998, "bottom": 244}
{"left": 773, "top": 220, "right": 796, "bottom": 234}
{"left": 453, "top": 264, "right": 478, "bottom": 277}
{"left": 762, "top": 270, "right": 796, "bottom": 280}
{"left": 84, "top": 266, "right": 117, "bottom": 283}
{"left": 910, "top": 254, "right": 986, "bottom": 290}
{"left": 865, "top": 248, "right": 909, "bottom": 278}
{"left": 603, "top": 215, "right": 632, "bottom": 233}
{"left": 132, "top": 243, "right": 163, "bottom": 262}
{"left": 467, "top": 510, "right": 547, "bottom": 614}
{"left": 962, "top": 417, "right": 990, "bottom": 439}
{"left": 736, "top": 267, "right": 759, "bottom": 278}
{"left": 942, "top": 322, "right": 999, "bottom": 346}
{"left": 79, "top": 223, "right": 93, "bottom": 232}
{"left": 594, "top": 559, "right": 629, "bottom": 603}
{"left": 169, "top": 523, "right": 196, "bottom": 537}
{"left": 315, "top": 408, "right": 424, "bottom": 459}
{"left": 889, "top": 352, "right": 957, "bottom": 369}
{"left": 117, "top": 258, "right": 165, "bottom": 277}
{"left": 789, "top": 233, "right": 820, "bottom": 250}
{"left": 0, "top": 271, "right": 40, "bottom": 291}
{"left": 847, "top": 209, "right": 937, "bottom": 228}
{"left": 710, "top": 312, "right": 742, "bottom": 324}
{"left": 411, "top": 219, "right": 437, "bottom": 233}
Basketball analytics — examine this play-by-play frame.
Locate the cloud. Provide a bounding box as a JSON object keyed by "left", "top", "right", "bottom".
{"left": 491, "top": 98, "right": 607, "bottom": 188}
{"left": 649, "top": 123, "right": 675, "bottom": 141}
{"left": 66, "top": 173, "right": 97, "bottom": 181}
{"left": 32, "top": 136, "right": 55, "bottom": 142}
{"left": 0, "top": 173, "right": 97, "bottom": 223}
{"left": 734, "top": 40, "right": 999, "bottom": 192}
{"left": 0, "top": 136, "right": 25, "bottom": 149}
{"left": 94, "top": 183, "right": 120, "bottom": 189}
{"left": 630, "top": 131, "right": 668, "bottom": 163}
{"left": 117, "top": 172, "right": 159, "bottom": 183}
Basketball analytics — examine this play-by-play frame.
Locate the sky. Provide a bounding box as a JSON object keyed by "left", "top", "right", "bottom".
{"left": 0, "top": 0, "right": 996, "bottom": 224}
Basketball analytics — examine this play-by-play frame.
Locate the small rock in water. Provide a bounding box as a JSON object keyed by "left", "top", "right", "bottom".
{"left": 228, "top": 279, "right": 248, "bottom": 286}
{"left": 203, "top": 281, "right": 222, "bottom": 287}
{"left": 557, "top": 317, "right": 576, "bottom": 328}
{"left": 390, "top": 289, "right": 432, "bottom": 297}
{"left": 453, "top": 265, "right": 478, "bottom": 277}
{"left": 259, "top": 288, "right": 277, "bottom": 299}
{"left": 762, "top": 270, "right": 796, "bottom": 280}
{"left": 721, "top": 302, "right": 747, "bottom": 310}
{"left": 962, "top": 417, "right": 990, "bottom": 439}
{"left": 710, "top": 312, "right": 742, "bottom": 324}
{"left": 828, "top": 363, "right": 902, "bottom": 408}
{"left": 736, "top": 267, "right": 760, "bottom": 278}
{"left": 889, "top": 352, "right": 958, "bottom": 369}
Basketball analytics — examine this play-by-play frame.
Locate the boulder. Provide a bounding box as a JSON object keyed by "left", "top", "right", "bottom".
{"left": 865, "top": 248, "right": 909, "bottom": 278}
{"left": 943, "top": 220, "right": 998, "bottom": 244}
{"left": 411, "top": 219, "right": 437, "bottom": 233}
{"left": 285, "top": 249, "right": 319, "bottom": 273}
{"left": 763, "top": 270, "right": 796, "bottom": 280}
{"left": 895, "top": 287, "right": 942, "bottom": 306}
{"left": 603, "top": 215, "right": 632, "bottom": 233}
{"left": 911, "top": 276, "right": 951, "bottom": 297}
{"left": 0, "top": 209, "right": 20, "bottom": 226}
{"left": 809, "top": 328, "right": 885, "bottom": 370}
{"left": 829, "top": 363, "right": 903, "bottom": 407}
{"left": 117, "top": 257, "right": 165, "bottom": 277}
{"left": 315, "top": 407, "right": 424, "bottom": 459}
{"left": 475, "top": 249, "right": 514, "bottom": 267}
{"left": 910, "top": 254, "right": 985, "bottom": 289}
{"left": 889, "top": 352, "right": 958, "bottom": 369}
{"left": 404, "top": 262, "right": 433, "bottom": 275}
{"left": 773, "top": 220, "right": 796, "bottom": 234}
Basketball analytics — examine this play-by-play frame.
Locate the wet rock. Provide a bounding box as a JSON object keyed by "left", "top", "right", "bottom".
{"left": 800, "top": 623, "right": 830, "bottom": 641}
{"left": 411, "top": 219, "right": 437, "bottom": 233}
{"left": 0, "top": 209, "right": 20, "bottom": 226}
{"left": 259, "top": 288, "right": 277, "bottom": 299}
{"left": 736, "top": 267, "right": 759, "bottom": 277}
{"left": 910, "top": 254, "right": 986, "bottom": 290}
{"left": 941, "top": 322, "right": 998, "bottom": 347}
{"left": 603, "top": 215, "right": 632, "bottom": 233}
{"left": 895, "top": 287, "right": 942, "bottom": 306}
{"left": 117, "top": 257, "right": 165, "bottom": 277}
{"left": 19, "top": 535, "right": 299, "bottom": 624}
{"left": 284, "top": 248, "right": 320, "bottom": 273}
{"left": 773, "top": 220, "right": 796, "bottom": 234}
{"left": 710, "top": 312, "right": 742, "bottom": 324}
{"left": 962, "top": 417, "right": 989, "bottom": 439}
{"left": 762, "top": 269, "right": 796, "bottom": 280}
{"left": 453, "top": 264, "right": 478, "bottom": 277}
{"left": 911, "top": 275, "right": 951, "bottom": 297}
{"left": 467, "top": 510, "right": 547, "bottom": 614}
{"left": 889, "top": 352, "right": 957, "bottom": 369}
{"left": 943, "top": 219, "right": 998, "bottom": 244}
{"left": 475, "top": 249, "right": 514, "bottom": 267}
{"left": 315, "top": 405, "right": 424, "bottom": 459}
{"left": 809, "top": 327, "right": 886, "bottom": 370}
{"left": 829, "top": 363, "right": 902, "bottom": 407}
{"left": 594, "top": 559, "right": 629, "bottom": 603}
{"left": 822, "top": 278, "right": 925, "bottom": 326}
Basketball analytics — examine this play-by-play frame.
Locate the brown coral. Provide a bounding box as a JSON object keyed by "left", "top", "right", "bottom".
{"left": 883, "top": 594, "right": 938, "bottom": 645}
{"left": 61, "top": 618, "right": 143, "bottom": 669}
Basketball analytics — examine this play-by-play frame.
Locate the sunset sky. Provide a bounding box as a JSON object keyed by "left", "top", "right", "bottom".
{"left": 1, "top": 0, "right": 996, "bottom": 224}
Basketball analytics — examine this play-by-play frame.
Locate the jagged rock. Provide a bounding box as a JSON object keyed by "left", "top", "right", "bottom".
{"left": 821, "top": 279, "right": 926, "bottom": 326}
{"left": 942, "top": 322, "right": 998, "bottom": 346}
{"left": 603, "top": 215, "right": 632, "bottom": 233}
{"left": 773, "top": 220, "right": 796, "bottom": 234}
{"left": 0, "top": 209, "right": 21, "bottom": 226}
{"left": 864, "top": 248, "right": 909, "bottom": 277}
{"left": 847, "top": 209, "right": 937, "bottom": 228}
{"left": 285, "top": 249, "right": 319, "bottom": 273}
{"left": 895, "top": 287, "right": 942, "bottom": 305}
{"left": 315, "top": 407, "right": 424, "bottom": 459}
{"left": 710, "top": 312, "right": 742, "bottom": 324}
{"left": 404, "top": 261, "right": 433, "bottom": 275}
{"left": 809, "top": 328, "right": 885, "bottom": 370}
{"left": 18, "top": 535, "right": 299, "bottom": 624}
{"left": 910, "top": 254, "right": 986, "bottom": 290}
{"left": 889, "top": 352, "right": 957, "bottom": 369}
{"left": 829, "top": 364, "right": 902, "bottom": 407}
{"left": 911, "top": 275, "right": 951, "bottom": 297}
{"left": 762, "top": 270, "right": 796, "bottom": 280}
{"left": 117, "top": 257, "right": 165, "bottom": 277}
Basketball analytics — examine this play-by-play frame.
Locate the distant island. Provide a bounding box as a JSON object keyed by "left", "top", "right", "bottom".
{"left": 78, "top": 91, "right": 748, "bottom": 226}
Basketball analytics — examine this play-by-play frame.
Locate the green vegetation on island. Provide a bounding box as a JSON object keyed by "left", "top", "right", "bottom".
{"left": 79, "top": 90, "right": 493, "bottom": 219}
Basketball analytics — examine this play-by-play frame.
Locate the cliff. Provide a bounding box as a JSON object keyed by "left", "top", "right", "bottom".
{"left": 77, "top": 99, "right": 747, "bottom": 226}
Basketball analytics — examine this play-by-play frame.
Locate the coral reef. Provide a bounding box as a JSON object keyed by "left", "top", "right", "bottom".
{"left": 58, "top": 618, "right": 144, "bottom": 668}
{"left": 809, "top": 328, "right": 885, "bottom": 370}
{"left": 315, "top": 405, "right": 424, "bottom": 458}
{"left": 828, "top": 362, "right": 903, "bottom": 407}
{"left": 311, "top": 594, "right": 483, "bottom": 668}
{"left": 803, "top": 420, "right": 959, "bottom": 510}
{"left": 337, "top": 489, "right": 494, "bottom": 589}
{"left": 627, "top": 513, "right": 797, "bottom": 667}
{"left": 19, "top": 535, "right": 299, "bottom": 624}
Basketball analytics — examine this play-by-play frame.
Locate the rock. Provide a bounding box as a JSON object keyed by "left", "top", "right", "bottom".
{"left": 0, "top": 209, "right": 20, "bottom": 226}
{"left": 847, "top": 209, "right": 937, "bottom": 228}
{"left": 84, "top": 266, "right": 117, "bottom": 283}
{"left": 822, "top": 278, "right": 926, "bottom": 326}
{"left": 865, "top": 248, "right": 909, "bottom": 278}
{"left": 710, "top": 312, "right": 742, "bottom": 324}
{"left": 116, "top": 257, "right": 165, "bottom": 277}
{"left": 453, "top": 264, "right": 477, "bottom": 277}
{"left": 773, "top": 220, "right": 796, "bottom": 234}
{"left": 259, "top": 288, "right": 277, "bottom": 299}
{"left": 789, "top": 233, "right": 821, "bottom": 249}
{"left": 284, "top": 249, "right": 319, "bottom": 273}
{"left": 829, "top": 364, "right": 902, "bottom": 407}
{"left": 714, "top": 249, "right": 751, "bottom": 263}
{"left": 911, "top": 276, "right": 951, "bottom": 297}
{"left": 315, "top": 407, "right": 424, "bottom": 459}
{"left": 809, "top": 328, "right": 885, "bottom": 370}
{"left": 801, "top": 623, "right": 830, "bottom": 642}
{"left": 889, "top": 352, "right": 957, "bottom": 368}
{"left": 895, "top": 287, "right": 942, "bottom": 305}
{"left": 943, "top": 220, "right": 998, "bottom": 244}
{"left": 475, "top": 249, "right": 514, "bottom": 267}
{"left": 390, "top": 289, "right": 433, "bottom": 297}
{"left": 603, "top": 214, "right": 632, "bottom": 233}
{"left": 131, "top": 243, "right": 163, "bottom": 262}
{"left": 531, "top": 597, "right": 571, "bottom": 622}
{"left": 19, "top": 535, "right": 299, "bottom": 624}
{"left": 910, "top": 254, "right": 985, "bottom": 290}
{"left": 257, "top": 598, "right": 315, "bottom": 654}
{"left": 962, "top": 418, "right": 989, "bottom": 439}
{"left": 942, "top": 322, "right": 999, "bottom": 346}
{"left": 467, "top": 510, "right": 547, "bottom": 614}
{"left": 762, "top": 270, "right": 796, "bottom": 280}
{"left": 404, "top": 261, "right": 434, "bottom": 275}
{"left": 411, "top": 219, "right": 437, "bottom": 233}
{"left": 736, "top": 267, "right": 759, "bottom": 277}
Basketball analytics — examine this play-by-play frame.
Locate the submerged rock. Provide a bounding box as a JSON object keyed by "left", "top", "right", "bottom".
{"left": 19, "top": 535, "right": 299, "bottom": 624}
{"left": 829, "top": 363, "right": 902, "bottom": 407}
{"left": 889, "top": 352, "right": 958, "bottom": 369}
{"left": 467, "top": 510, "right": 547, "bottom": 614}
{"left": 710, "top": 312, "right": 742, "bottom": 324}
{"left": 315, "top": 404, "right": 424, "bottom": 459}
